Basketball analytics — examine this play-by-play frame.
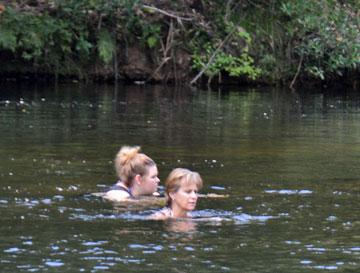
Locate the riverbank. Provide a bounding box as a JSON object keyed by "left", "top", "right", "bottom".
{"left": 0, "top": 1, "right": 359, "bottom": 89}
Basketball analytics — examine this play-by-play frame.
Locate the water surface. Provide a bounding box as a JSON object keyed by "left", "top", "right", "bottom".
{"left": 0, "top": 83, "right": 359, "bottom": 272}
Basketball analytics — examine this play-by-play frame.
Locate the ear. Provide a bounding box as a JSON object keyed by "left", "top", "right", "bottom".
{"left": 134, "top": 174, "right": 142, "bottom": 185}
{"left": 169, "top": 192, "right": 175, "bottom": 200}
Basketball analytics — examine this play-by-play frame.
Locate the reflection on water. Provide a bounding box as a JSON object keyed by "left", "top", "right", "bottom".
{"left": 164, "top": 219, "right": 198, "bottom": 233}
{"left": 0, "top": 83, "right": 359, "bottom": 272}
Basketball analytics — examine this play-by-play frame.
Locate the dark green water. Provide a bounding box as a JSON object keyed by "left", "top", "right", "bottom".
{"left": 0, "top": 83, "right": 359, "bottom": 272}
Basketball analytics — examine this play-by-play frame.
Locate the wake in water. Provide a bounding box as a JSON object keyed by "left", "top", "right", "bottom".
{"left": 69, "top": 207, "right": 276, "bottom": 226}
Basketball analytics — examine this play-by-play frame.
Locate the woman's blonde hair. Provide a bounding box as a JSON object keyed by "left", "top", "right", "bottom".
{"left": 115, "top": 146, "right": 155, "bottom": 187}
{"left": 165, "top": 168, "right": 203, "bottom": 207}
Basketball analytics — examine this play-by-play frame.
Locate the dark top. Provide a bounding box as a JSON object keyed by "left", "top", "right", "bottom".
{"left": 107, "top": 182, "right": 133, "bottom": 197}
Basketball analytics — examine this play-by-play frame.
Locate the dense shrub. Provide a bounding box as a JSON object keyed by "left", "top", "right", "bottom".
{"left": 0, "top": 0, "right": 358, "bottom": 86}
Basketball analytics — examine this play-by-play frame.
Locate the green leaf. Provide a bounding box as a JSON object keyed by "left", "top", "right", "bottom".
{"left": 147, "top": 36, "right": 157, "bottom": 48}
{"left": 97, "top": 30, "right": 116, "bottom": 64}
{"left": 0, "top": 28, "right": 17, "bottom": 52}
{"left": 76, "top": 36, "right": 92, "bottom": 56}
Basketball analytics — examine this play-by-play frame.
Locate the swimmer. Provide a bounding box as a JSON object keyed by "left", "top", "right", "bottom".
{"left": 103, "top": 146, "right": 160, "bottom": 202}
{"left": 150, "top": 168, "right": 203, "bottom": 219}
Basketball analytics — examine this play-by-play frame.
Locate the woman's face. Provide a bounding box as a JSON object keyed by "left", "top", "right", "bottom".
{"left": 170, "top": 181, "right": 199, "bottom": 212}
{"left": 140, "top": 165, "right": 160, "bottom": 195}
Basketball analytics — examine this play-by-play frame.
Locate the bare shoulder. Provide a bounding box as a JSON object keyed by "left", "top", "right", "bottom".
{"left": 103, "top": 189, "right": 130, "bottom": 202}
{"left": 91, "top": 191, "right": 166, "bottom": 208}
{"left": 148, "top": 207, "right": 172, "bottom": 220}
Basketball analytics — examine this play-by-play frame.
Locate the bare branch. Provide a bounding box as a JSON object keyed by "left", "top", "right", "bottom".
{"left": 290, "top": 54, "right": 303, "bottom": 90}
{"left": 190, "top": 28, "right": 237, "bottom": 85}
{"left": 147, "top": 20, "right": 175, "bottom": 81}
{"left": 142, "top": 4, "right": 193, "bottom": 21}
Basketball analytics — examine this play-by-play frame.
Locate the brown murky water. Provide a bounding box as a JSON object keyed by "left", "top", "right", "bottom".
{"left": 0, "top": 83, "right": 359, "bottom": 272}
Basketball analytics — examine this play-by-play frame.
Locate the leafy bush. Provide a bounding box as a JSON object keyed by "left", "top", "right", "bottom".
{"left": 280, "top": 1, "right": 359, "bottom": 80}
{"left": 192, "top": 44, "right": 261, "bottom": 82}
{"left": 0, "top": 0, "right": 358, "bottom": 85}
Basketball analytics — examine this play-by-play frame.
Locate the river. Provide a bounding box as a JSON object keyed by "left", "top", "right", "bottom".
{"left": 0, "top": 83, "right": 359, "bottom": 272}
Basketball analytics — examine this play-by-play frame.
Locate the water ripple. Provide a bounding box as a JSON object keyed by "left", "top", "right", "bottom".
{"left": 44, "top": 260, "right": 64, "bottom": 267}
{"left": 265, "top": 189, "right": 313, "bottom": 195}
{"left": 4, "top": 247, "right": 22, "bottom": 254}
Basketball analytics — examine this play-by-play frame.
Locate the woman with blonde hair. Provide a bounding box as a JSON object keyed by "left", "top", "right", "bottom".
{"left": 104, "top": 146, "right": 160, "bottom": 202}
{"left": 150, "top": 168, "right": 203, "bottom": 219}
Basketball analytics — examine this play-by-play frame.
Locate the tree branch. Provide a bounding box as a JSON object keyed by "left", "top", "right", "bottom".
{"left": 190, "top": 28, "right": 236, "bottom": 85}
{"left": 142, "top": 4, "right": 193, "bottom": 21}
{"left": 290, "top": 54, "right": 303, "bottom": 90}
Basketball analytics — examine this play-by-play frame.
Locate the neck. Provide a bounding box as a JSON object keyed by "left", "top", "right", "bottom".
{"left": 116, "top": 181, "right": 128, "bottom": 188}
{"left": 170, "top": 204, "right": 188, "bottom": 218}
{"left": 130, "top": 183, "right": 144, "bottom": 197}
{"left": 130, "top": 187, "right": 140, "bottom": 197}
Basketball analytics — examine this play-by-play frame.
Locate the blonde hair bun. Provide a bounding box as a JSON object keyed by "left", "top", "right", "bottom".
{"left": 117, "top": 146, "right": 141, "bottom": 165}
{"left": 114, "top": 146, "right": 155, "bottom": 186}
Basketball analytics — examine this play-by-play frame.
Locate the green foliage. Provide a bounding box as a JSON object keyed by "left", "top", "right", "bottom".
{"left": 0, "top": 0, "right": 141, "bottom": 77}
{"left": 97, "top": 30, "right": 115, "bottom": 64}
{"left": 192, "top": 44, "right": 261, "bottom": 80}
{"left": 279, "top": 1, "right": 360, "bottom": 80}
{"left": 0, "top": 6, "right": 93, "bottom": 75}
{"left": 229, "top": 0, "right": 359, "bottom": 83}
{"left": 191, "top": 16, "right": 261, "bottom": 83}
{"left": 0, "top": 0, "right": 358, "bottom": 84}
{"left": 0, "top": 28, "right": 16, "bottom": 52}
{"left": 142, "top": 24, "right": 161, "bottom": 49}
{"left": 76, "top": 36, "right": 93, "bottom": 57}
